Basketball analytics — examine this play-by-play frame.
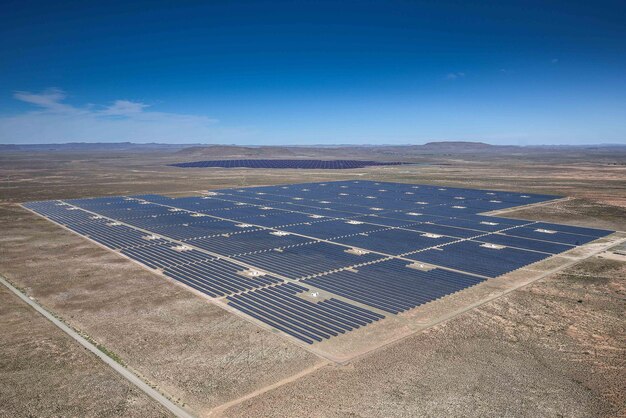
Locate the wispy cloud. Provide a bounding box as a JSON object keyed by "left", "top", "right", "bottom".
{"left": 13, "top": 89, "right": 152, "bottom": 117}
{"left": 13, "top": 88, "right": 80, "bottom": 114}
{"left": 0, "top": 88, "right": 239, "bottom": 143}
{"left": 100, "top": 100, "right": 149, "bottom": 116}
{"left": 445, "top": 72, "right": 465, "bottom": 80}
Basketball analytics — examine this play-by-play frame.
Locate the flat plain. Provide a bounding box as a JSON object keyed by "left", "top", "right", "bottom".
{"left": 0, "top": 284, "right": 171, "bottom": 417}
{"left": 1, "top": 144, "right": 625, "bottom": 417}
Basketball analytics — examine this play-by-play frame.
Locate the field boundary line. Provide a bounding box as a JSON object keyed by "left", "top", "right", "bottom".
{"left": 339, "top": 235, "right": 626, "bottom": 365}
{"left": 0, "top": 274, "right": 195, "bottom": 418}
{"left": 481, "top": 196, "right": 571, "bottom": 216}
{"left": 207, "top": 361, "right": 330, "bottom": 417}
{"left": 207, "top": 235, "right": 625, "bottom": 415}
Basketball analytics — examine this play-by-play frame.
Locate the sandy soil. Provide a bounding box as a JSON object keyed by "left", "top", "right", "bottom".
{"left": 0, "top": 285, "right": 171, "bottom": 417}
{"left": 1, "top": 147, "right": 624, "bottom": 417}
{"left": 0, "top": 204, "right": 322, "bottom": 416}
{"left": 222, "top": 256, "right": 626, "bottom": 418}
{"left": 493, "top": 198, "right": 626, "bottom": 232}
{"left": 1, "top": 148, "right": 625, "bottom": 206}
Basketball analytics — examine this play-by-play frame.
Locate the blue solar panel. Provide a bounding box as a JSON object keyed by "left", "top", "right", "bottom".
{"left": 460, "top": 199, "right": 514, "bottom": 211}
{"left": 163, "top": 258, "right": 284, "bottom": 297}
{"left": 171, "top": 159, "right": 408, "bottom": 169}
{"left": 531, "top": 222, "right": 614, "bottom": 238}
{"left": 240, "top": 211, "right": 332, "bottom": 228}
{"left": 403, "top": 222, "right": 485, "bottom": 239}
{"left": 64, "top": 196, "right": 133, "bottom": 208}
{"left": 505, "top": 226, "right": 597, "bottom": 246}
{"left": 429, "top": 217, "right": 514, "bottom": 232}
{"left": 332, "top": 228, "right": 457, "bottom": 255}
{"left": 456, "top": 214, "right": 529, "bottom": 227}
{"left": 351, "top": 214, "right": 425, "bottom": 227}
{"left": 275, "top": 205, "right": 363, "bottom": 219}
{"left": 186, "top": 229, "right": 316, "bottom": 257}
{"left": 406, "top": 240, "right": 550, "bottom": 277}
{"left": 66, "top": 220, "right": 170, "bottom": 250}
{"left": 303, "top": 259, "right": 485, "bottom": 313}
{"left": 227, "top": 282, "right": 384, "bottom": 344}
{"left": 23, "top": 201, "right": 100, "bottom": 225}
{"left": 235, "top": 241, "right": 387, "bottom": 279}
{"left": 282, "top": 219, "right": 386, "bottom": 240}
{"left": 362, "top": 212, "right": 448, "bottom": 225}
{"left": 417, "top": 204, "right": 480, "bottom": 216}
{"left": 66, "top": 198, "right": 175, "bottom": 219}
{"left": 150, "top": 220, "right": 259, "bottom": 241}
{"left": 475, "top": 233, "right": 574, "bottom": 254}
{"left": 24, "top": 180, "right": 615, "bottom": 346}
{"left": 122, "top": 213, "right": 218, "bottom": 229}
{"left": 166, "top": 196, "right": 242, "bottom": 212}
{"left": 128, "top": 194, "right": 174, "bottom": 203}
{"left": 122, "top": 242, "right": 214, "bottom": 269}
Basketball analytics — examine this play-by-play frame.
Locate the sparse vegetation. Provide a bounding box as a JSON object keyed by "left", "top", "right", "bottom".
{"left": 1, "top": 146, "right": 624, "bottom": 417}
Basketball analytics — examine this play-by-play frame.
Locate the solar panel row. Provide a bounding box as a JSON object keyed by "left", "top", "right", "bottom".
{"left": 331, "top": 228, "right": 458, "bottom": 255}
{"left": 66, "top": 220, "right": 170, "bottom": 250}
{"left": 23, "top": 201, "right": 99, "bottom": 225}
{"left": 188, "top": 230, "right": 316, "bottom": 257}
{"left": 121, "top": 243, "right": 214, "bottom": 269}
{"left": 236, "top": 241, "right": 387, "bottom": 280}
{"left": 532, "top": 222, "right": 613, "bottom": 238}
{"left": 171, "top": 159, "right": 408, "bottom": 169}
{"left": 474, "top": 233, "right": 574, "bottom": 254}
{"left": 163, "top": 258, "right": 284, "bottom": 297}
{"left": 503, "top": 226, "right": 598, "bottom": 246}
{"left": 24, "top": 201, "right": 283, "bottom": 296}
{"left": 303, "top": 259, "right": 486, "bottom": 314}
{"left": 23, "top": 180, "right": 614, "bottom": 346}
{"left": 405, "top": 240, "right": 551, "bottom": 277}
{"left": 215, "top": 180, "right": 559, "bottom": 215}
{"left": 282, "top": 219, "right": 389, "bottom": 240}
{"left": 403, "top": 222, "right": 486, "bottom": 239}
{"left": 226, "top": 283, "right": 384, "bottom": 344}
{"left": 122, "top": 213, "right": 223, "bottom": 229}
{"left": 241, "top": 211, "right": 333, "bottom": 228}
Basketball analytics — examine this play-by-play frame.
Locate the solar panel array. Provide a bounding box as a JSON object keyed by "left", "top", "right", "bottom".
{"left": 23, "top": 180, "right": 614, "bottom": 345}
{"left": 170, "top": 159, "right": 409, "bottom": 169}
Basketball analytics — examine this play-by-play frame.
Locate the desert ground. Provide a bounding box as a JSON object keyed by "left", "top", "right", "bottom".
{"left": 0, "top": 144, "right": 625, "bottom": 417}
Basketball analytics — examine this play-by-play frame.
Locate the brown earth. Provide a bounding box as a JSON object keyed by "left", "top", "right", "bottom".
{"left": 222, "top": 256, "right": 626, "bottom": 418}
{"left": 493, "top": 198, "right": 626, "bottom": 232}
{"left": 0, "top": 203, "right": 322, "bottom": 417}
{"left": 0, "top": 285, "right": 171, "bottom": 417}
{"left": 0, "top": 146, "right": 624, "bottom": 417}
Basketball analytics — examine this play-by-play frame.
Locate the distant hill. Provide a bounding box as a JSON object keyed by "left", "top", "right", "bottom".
{"left": 168, "top": 142, "right": 626, "bottom": 163}
{"left": 174, "top": 145, "right": 367, "bottom": 159}
{"left": 422, "top": 141, "right": 492, "bottom": 148}
{"left": 175, "top": 145, "right": 299, "bottom": 158}
{"left": 0, "top": 142, "right": 191, "bottom": 152}
{"left": 3, "top": 142, "right": 625, "bottom": 161}
{"left": 173, "top": 141, "right": 529, "bottom": 159}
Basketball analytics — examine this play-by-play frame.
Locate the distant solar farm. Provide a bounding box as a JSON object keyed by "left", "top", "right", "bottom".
{"left": 170, "top": 159, "right": 409, "bottom": 169}
{"left": 23, "top": 181, "right": 613, "bottom": 346}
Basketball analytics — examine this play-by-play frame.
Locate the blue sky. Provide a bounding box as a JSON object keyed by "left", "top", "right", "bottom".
{"left": 1, "top": 0, "right": 625, "bottom": 145}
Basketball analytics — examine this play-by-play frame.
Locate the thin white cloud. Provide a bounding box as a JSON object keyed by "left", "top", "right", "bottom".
{"left": 1, "top": 88, "right": 235, "bottom": 143}
{"left": 13, "top": 88, "right": 80, "bottom": 114}
{"left": 100, "top": 100, "right": 149, "bottom": 116}
{"left": 445, "top": 72, "right": 465, "bottom": 80}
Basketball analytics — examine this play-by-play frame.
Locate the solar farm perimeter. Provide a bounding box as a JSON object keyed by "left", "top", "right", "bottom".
{"left": 170, "top": 159, "right": 410, "bottom": 169}
{"left": 23, "top": 181, "right": 614, "bottom": 360}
